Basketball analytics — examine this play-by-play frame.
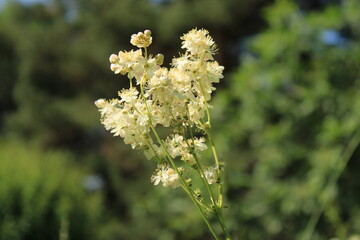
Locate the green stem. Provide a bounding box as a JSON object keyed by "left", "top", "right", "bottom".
{"left": 186, "top": 124, "right": 230, "bottom": 239}
{"left": 193, "top": 152, "right": 230, "bottom": 239}
{"left": 150, "top": 125, "right": 221, "bottom": 240}
{"left": 144, "top": 47, "right": 148, "bottom": 59}
{"left": 208, "top": 131, "right": 224, "bottom": 208}
{"left": 198, "top": 83, "right": 224, "bottom": 209}
{"left": 139, "top": 48, "right": 224, "bottom": 240}
{"left": 185, "top": 129, "right": 217, "bottom": 206}
{"left": 137, "top": 73, "right": 219, "bottom": 239}
{"left": 197, "top": 80, "right": 230, "bottom": 238}
{"left": 141, "top": 114, "right": 211, "bottom": 211}
{"left": 198, "top": 120, "right": 224, "bottom": 211}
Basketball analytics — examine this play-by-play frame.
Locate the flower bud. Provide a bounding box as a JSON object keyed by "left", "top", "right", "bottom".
{"left": 95, "top": 99, "right": 106, "bottom": 108}
{"left": 177, "top": 167, "right": 185, "bottom": 175}
{"left": 155, "top": 54, "right": 164, "bottom": 65}
{"left": 144, "top": 30, "right": 151, "bottom": 36}
{"left": 109, "top": 54, "right": 119, "bottom": 63}
{"left": 186, "top": 178, "right": 192, "bottom": 187}
{"left": 110, "top": 63, "right": 120, "bottom": 73}
{"left": 194, "top": 189, "right": 202, "bottom": 198}
{"left": 130, "top": 30, "right": 152, "bottom": 48}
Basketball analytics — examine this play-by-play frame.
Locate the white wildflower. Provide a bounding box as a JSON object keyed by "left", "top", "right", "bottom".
{"left": 109, "top": 49, "right": 144, "bottom": 76}
{"left": 94, "top": 99, "right": 106, "bottom": 108}
{"left": 96, "top": 29, "right": 224, "bottom": 192}
{"left": 148, "top": 68, "right": 169, "bottom": 89}
{"left": 151, "top": 171, "right": 162, "bottom": 186}
{"left": 151, "top": 165, "right": 180, "bottom": 188}
{"left": 118, "top": 87, "right": 139, "bottom": 103}
{"left": 130, "top": 30, "right": 152, "bottom": 48}
{"left": 181, "top": 152, "right": 195, "bottom": 164}
{"left": 180, "top": 28, "right": 217, "bottom": 60}
{"left": 166, "top": 134, "right": 188, "bottom": 159}
{"left": 204, "top": 166, "right": 218, "bottom": 184}
{"left": 193, "top": 137, "right": 207, "bottom": 152}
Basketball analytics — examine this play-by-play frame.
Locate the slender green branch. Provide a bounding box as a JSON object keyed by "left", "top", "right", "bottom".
{"left": 198, "top": 122, "right": 224, "bottom": 211}
{"left": 99, "top": 29, "right": 228, "bottom": 240}
{"left": 137, "top": 64, "right": 220, "bottom": 240}
{"left": 192, "top": 148, "right": 230, "bottom": 239}
{"left": 198, "top": 83, "right": 224, "bottom": 209}
{"left": 186, "top": 106, "right": 230, "bottom": 239}
{"left": 150, "top": 124, "right": 221, "bottom": 240}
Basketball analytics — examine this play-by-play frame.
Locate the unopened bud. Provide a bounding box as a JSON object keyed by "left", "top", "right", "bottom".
{"left": 177, "top": 167, "right": 185, "bottom": 175}
{"left": 155, "top": 54, "right": 164, "bottom": 65}
{"left": 110, "top": 64, "right": 120, "bottom": 73}
{"left": 194, "top": 189, "right": 202, "bottom": 198}
{"left": 109, "top": 54, "right": 119, "bottom": 63}
{"left": 144, "top": 30, "right": 151, "bottom": 36}
{"left": 95, "top": 99, "right": 106, "bottom": 108}
{"left": 186, "top": 178, "right": 192, "bottom": 187}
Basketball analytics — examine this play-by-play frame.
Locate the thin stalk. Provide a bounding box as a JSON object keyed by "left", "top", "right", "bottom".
{"left": 193, "top": 151, "right": 231, "bottom": 239}
{"left": 184, "top": 129, "right": 217, "bottom": 206}
{"left": 143, "top": 136, "right": 208, "bottom": 211}
{"left": 144, "top": 47, "right": 148, "bottom": 59}
{"left": 186, "top": 123, "right": 230, "bottom": 239}
{"left": 150, "top": 124, "right": 220, "bottom": 240}
{"left": 180, "top": 177, "right": 213, "bottom": 211}
{"left": 139, "top": 47, "right": 224, "bottom": 240}
{"left": 184, "top": 117, "right": 218, "bottom": 208}
{"left": 198, "top": 83, "right": 224, "bottom": 208}
{"left": 129, "top": 77, "right": 133, "bottom": 88}
{"left": 137, "top": 72, "right": 219, "bottom": 239}
{"left": 197, "top": 80, "right": 230, "bottom": 238}
{"left": 207, "top": 130, "right": 224, "bottom": 208}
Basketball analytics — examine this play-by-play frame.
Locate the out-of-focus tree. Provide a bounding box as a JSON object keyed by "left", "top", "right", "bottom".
{"left": 155, "top": 0, "right": 274, "bottom": 73}
{"left": 213, "top": 0, "right": 360, "bottom": 239}
{"left": 0, "top": 138, "right": 121, "bottom": 240}
{"left": 0, "top": 22, "right": 17, "bottom": 132}
{"left": 0, "top": 0, "right": 274, "bottom": 149}
{"left": 1, "top": 1, "right": 98, "bottom": 148}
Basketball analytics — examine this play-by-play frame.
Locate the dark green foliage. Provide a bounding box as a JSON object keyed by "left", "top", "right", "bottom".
{"left": 213, "top": 0, "right": 360, "bottom": 239}
{"left": 0, "top": 138, "right": 114, "bottom": 240}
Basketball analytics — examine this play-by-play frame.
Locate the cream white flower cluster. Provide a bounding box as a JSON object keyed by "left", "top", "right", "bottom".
{"left": 151, "top": 165, "right": 183, "bottom": 188}
{"left": 95, "top": 29, "right": 224, "bottom": 189}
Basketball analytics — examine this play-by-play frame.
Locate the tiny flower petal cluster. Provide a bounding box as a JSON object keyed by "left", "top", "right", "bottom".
{"left": 181, "top": 28, "right": 217, "bottom": 60}
{"left": 95, "top": 29, "right": 224, "bottom": 189}
{"left": 109, "top": 49, "right": 143, "bottom": 75}
{"left": 96, "top": 29, "right": 230, "bottom": 239}
{"left": 204, "top": 166, "right": 218, "bottom": 184}
{"left": 131, "top": 30, "right": 152, "bottom": 48}
{"left": 151, "top": 165, "right": 181, "bottom": 188}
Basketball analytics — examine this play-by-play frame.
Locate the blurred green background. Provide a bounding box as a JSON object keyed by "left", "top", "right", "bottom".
{"left": 1, "top": 0, "right": 360, "bottom": 239}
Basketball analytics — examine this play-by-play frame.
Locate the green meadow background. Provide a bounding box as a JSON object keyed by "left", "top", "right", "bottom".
{"left": 1, "top": 0, "right": 360, "bottom": 239}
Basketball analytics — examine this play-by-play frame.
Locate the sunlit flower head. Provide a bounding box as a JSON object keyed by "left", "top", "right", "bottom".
{"left": 130, "top": 30, "right": 152, "bottom": 48}
{"left": 97, "top": 29, "right": 224, "bottom": 188}
{"left": 151, "top": 165, "right": 180, "bottom": 188}
{"left": 180, "top": 28, "right": 217, "bottom": 60}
